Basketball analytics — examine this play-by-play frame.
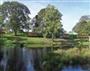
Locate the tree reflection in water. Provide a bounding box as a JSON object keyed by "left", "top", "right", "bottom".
{"left": 0, "top": 43, "right": 35, "bottom": 71}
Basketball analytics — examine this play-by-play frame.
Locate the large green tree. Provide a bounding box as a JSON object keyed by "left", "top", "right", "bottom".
{"left": 73, "top": 15, "right": 90, "bottom": 35}
{"left": 0, "top": 5, "right": 4, "bottom": 28}
{"left": 34, "top": 5, "right": 62, "bottom": 38}
{"left": 0, "top": 15, "right": 4, "bottom": 27}
{"left": 1, "top": 1, "right": 30, "bottom": 35}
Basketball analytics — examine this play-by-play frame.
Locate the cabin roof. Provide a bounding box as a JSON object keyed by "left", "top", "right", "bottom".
{"left": 68, "top": 31, "right": 78, "bottom": 35}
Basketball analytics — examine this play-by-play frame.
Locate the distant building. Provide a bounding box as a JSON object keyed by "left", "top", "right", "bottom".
{"left": 62, "top": 31, "right": 78, "bottom": 39}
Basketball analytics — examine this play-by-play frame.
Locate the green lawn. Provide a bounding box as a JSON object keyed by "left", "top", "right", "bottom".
{"left": 4, "top": 36, "right": 52, "bottom": 44}
{"left": 1, "top": 34, "right": 55, "bottom": 48}
{"left": 83, "top": 42, "right": 90, "bottom": 45}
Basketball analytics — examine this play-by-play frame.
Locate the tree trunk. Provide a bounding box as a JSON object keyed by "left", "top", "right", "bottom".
{"left": 14, "top": 30, "right": 17, "bottom": 36}
{"left": 52, "top": 33, "right": 54, "bottom": 41}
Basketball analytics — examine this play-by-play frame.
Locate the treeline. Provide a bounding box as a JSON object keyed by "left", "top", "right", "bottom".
{"left": 73, "top": 15, "right": 90, "bottom": 35}
{"left": 0, "top": 1, "right": 65, "bottom": 38}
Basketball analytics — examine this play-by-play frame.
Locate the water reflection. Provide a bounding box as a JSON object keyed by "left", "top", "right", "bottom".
{"left": 0, "top": 47, "right": 8, "bottom": 71}
{"left": 0, "top": 45, "right": 90, "bottom": 71}
{"left": 22, "top": 47, "right": 35, "bottom": 71}
{"left": 0, "top": 45, "right": 35, "bottom": 71}
{"left": 61, "top": 65, "right": 90, "bottom": 71}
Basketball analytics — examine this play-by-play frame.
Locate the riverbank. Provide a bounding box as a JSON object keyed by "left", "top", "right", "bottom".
{"left": 41, "top": 48, "right": 90, "bottom": 71}
{"left": 1, "top": 34, "right": 89, "bottom": 48}
{"left": 55, "top": 48, "right": 90, "bottom": 65}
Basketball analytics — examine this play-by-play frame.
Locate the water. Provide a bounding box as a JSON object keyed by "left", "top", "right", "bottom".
{"left": 0, "top": 47, "right": 35, "bottom": 71}
{"left": 0, "top": 47, "right": 8, "bottom": 71}
{"left": 0, "top": 46, "right": 90, "bottom": 71}
{"left": 61, "top": 65, "right": 90, "bottom": 71}
{"left": 22, "top": 48, "right": 35, "bottom": 71}
{"left": 1, "top": 48, "right": 8, "bottom": 71}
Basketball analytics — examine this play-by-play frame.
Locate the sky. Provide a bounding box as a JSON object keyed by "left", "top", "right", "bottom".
{"left": 0, "top": 0, "right": 90, "bottom": 32}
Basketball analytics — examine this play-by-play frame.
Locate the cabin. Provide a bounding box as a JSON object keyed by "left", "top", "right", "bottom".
{"left": 62, "top": 31, "right": 78, "bottom": 39}
{"left": 27, "top": 32, "right": 43, "bottom": 37}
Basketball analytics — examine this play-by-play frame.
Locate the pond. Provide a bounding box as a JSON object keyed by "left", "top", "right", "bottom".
{"left": 0, "top": 45, "right": 90, "bottom": 71}
{"left": 61, "top": 65, "right": 90, "bottom": 71}
{"left": 0, "top": 43, "right": 53, "bottom": 71}
{"left": 0, "top": 46, "right": 35, "bottom": 71}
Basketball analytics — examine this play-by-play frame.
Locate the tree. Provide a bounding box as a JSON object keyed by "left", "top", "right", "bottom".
{"left": 73, "top": 15, "right": 90, "bottom": 35}
{"left": 34, "top": 5, "right": 62, "bottom": 38}
{"left": 1, "top": 1, "right": 30, "bottom": 35}
{"left": 0, "top": 5, "right": 4, "bottom": 28}
{"left": 0, "top": 16, "right": 3, "bottom": 26}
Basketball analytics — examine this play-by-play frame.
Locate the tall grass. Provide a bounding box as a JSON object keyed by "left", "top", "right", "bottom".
{"left": 41, "top": 48, "right": 90, "bottom": 71}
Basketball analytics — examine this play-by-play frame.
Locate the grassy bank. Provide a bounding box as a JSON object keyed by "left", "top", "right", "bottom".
{"left": 55, "top": 48, "right": 90, "bottom": 65}
{"left": 1, "top": 35, "right": 55, "bottom": 48}
{"left": 41, "top": 48, "right": 90, "bottom": 71}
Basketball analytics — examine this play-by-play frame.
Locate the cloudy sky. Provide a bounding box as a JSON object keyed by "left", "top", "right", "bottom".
{"left": 0, "top": 0, "right": 90, "bottom": 32}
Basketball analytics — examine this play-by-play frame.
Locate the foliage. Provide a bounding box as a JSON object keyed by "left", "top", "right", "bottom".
{"left": 41, "top": 48, "right": 90, "bottom": 71}
{"left": 75, "top": 39, "right": 84, "bottom": 51}
{"left": 0, "top": 38, "right": 6, "bottom": 47}
{"left": 1, "top": 1, "right": 30, "bottom": 35}
{"left": 0, "top": 16, "right": 4, "bottom": 27}
{"left": 41, "top": 52, "right": 63, "bottom": 71}
{"left": 34, "top": 4, "right": 62, "bottom": 38}
{"left": 73, "top": 15, "right": 90, "bottom": 35}
{"left": 0, "top": 5, "right": 4, "bottom": 27}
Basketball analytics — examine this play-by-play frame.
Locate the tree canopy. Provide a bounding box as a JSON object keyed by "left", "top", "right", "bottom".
{"left": 0, "top": 5, "right": 4, "bottom": 27}
{"left": 0, "top": 15, "right": 4, "bottom": 27}
{"left": 1, "top": 1, "right": 30, "bottom": 35}
{"left": 73, "top": 15, "right": 90, "bottom": 35}
{"left": 34, "top": 4, "right": 62, "bottom": 38}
